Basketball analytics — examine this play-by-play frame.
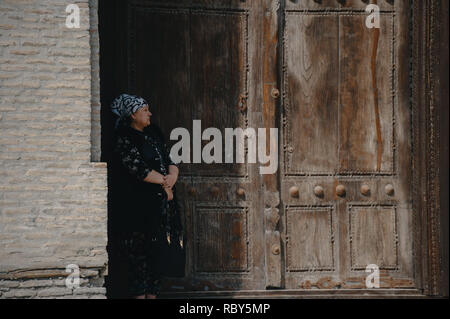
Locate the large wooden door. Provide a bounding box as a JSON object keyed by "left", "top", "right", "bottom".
{"left": 114, "top": 0, "right": 417, "bottom": 294}
{"left": 125, "top": 0, "right": 266, "bottom": 291}
{"left": 279, "top": 0, "right": 415, "bottom": 290}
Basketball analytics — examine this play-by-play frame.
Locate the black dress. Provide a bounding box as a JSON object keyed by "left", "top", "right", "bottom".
{"left": 110, "top": 123, "right": 182, "bottom": 297}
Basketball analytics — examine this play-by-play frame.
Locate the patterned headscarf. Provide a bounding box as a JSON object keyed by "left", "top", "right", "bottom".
{"left": 110, "top": 93, "right": 148, "bottom": 129}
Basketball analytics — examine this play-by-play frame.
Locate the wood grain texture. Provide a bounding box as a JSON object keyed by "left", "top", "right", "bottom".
{"left": 195, "top": 207, "right": 248, "bottom": 272}
{"left": 339, "top": 13, "right": 394, "bottom": 174}
{"left": 281, "top": 0, "right": 413, "bottom": 290}
{"left": 262, "top": 0, "right": 282, "bottom": 288}
{"left": 284, "top": 13, "right": 339, "bottom": 174}
{"left": 349, "top": 206, "right": 397, "bottom": 270}
{"left": 286, "top": 208, "right": 334, "bottom": 271}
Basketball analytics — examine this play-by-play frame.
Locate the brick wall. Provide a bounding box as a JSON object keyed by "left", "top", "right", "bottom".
{"left": 0, "top": 0, "right": 108, "bottom": 298}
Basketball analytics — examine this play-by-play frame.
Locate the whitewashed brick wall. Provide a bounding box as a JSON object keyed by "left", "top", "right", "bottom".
{"left": 0, "top": 0, "right": 108, "bottom": 298}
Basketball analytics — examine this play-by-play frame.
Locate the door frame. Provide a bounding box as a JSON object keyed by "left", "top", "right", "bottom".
{"left": 410, "top": 0, "right": 448, "bottom": 297}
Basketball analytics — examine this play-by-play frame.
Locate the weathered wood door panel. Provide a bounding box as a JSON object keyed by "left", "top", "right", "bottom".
{"left": 280, "top": 0, "right": 415, "bottom": 289}
{"left": 126, "top": 0, "right": 265, "bottom": 290}
{"left": 120, "top": 0, "right": 416, "bottom": 293}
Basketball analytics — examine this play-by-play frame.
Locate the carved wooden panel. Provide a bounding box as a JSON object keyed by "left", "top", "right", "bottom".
{"left": 189, "top": 10, "right": 249, "bottom": 178}
{"left": 283, "top": 11, "right": 395, "bottom": 175}
{"left": 339, "top": 13, "right": 395, "bottom": 174}
{"left": 194, "top": 206, "right": 249, "bottom": 273}
{"left": 285, "top": 206, "right": 335, "bottom": 272}
{"left": 349, "top": 205, "right": 398, "bottom": 270}
{"left": 283, "top": 13, "right": 339, "bottom": 175}
{"left": 129, "top": 5, "right": 249, "bottom": 177}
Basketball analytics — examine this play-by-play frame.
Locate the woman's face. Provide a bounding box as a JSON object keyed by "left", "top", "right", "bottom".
{"left": 131, "top": 105, "right": 152, "bottom": 127}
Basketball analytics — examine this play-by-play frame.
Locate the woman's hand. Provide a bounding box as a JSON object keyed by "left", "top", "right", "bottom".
{"left": 143, "top": 170, "right": 170, "bottom": 188}
{"left": 164, "top": 174, "right": 177, "bottom": 189}
{"left": 164, "top": 165, "right": 179, "bottom": 189}
{"left": 164, "top": 186, "right": 173, "bottom": 201}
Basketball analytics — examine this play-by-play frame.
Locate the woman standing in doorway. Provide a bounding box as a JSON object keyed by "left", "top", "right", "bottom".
{"left": 109, "top": 93, "right": 183, "bottom": 299}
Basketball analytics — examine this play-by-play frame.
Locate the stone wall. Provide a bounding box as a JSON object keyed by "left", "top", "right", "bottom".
{"left": 0, "top": 0, "right": 108, "bottom": 298}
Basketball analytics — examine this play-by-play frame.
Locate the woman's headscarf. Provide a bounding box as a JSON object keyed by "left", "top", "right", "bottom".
{"left": 110, "top": 93, "right": 148, "bottom": 129}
